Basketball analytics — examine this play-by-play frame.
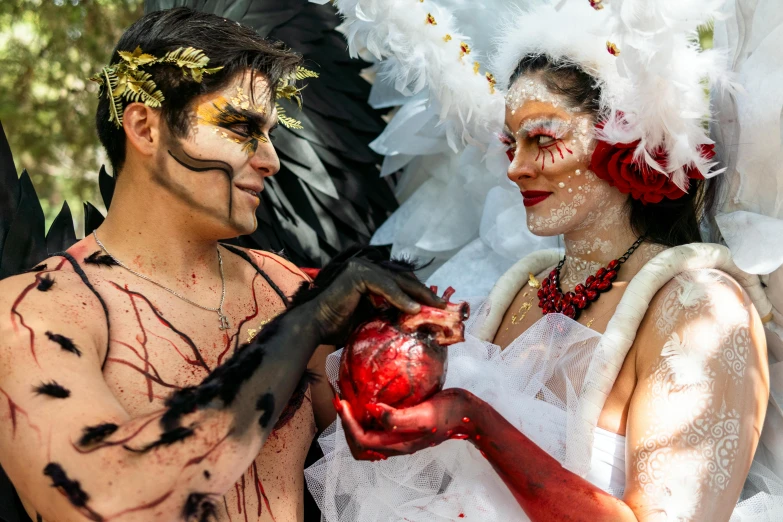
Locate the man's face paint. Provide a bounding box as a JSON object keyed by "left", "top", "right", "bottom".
{"left": 153, "top": 73, "right": 281, "bottom": 238}
{"left": 197, "top": 86, "right": 275, "bottom": 157}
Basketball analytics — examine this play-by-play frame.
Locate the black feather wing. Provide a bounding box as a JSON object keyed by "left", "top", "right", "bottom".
{"left": 0, "top": 122, "right": 81, "bottom": 279}
{"left": 145, "top": 0, "right": 397, "bottom": 267}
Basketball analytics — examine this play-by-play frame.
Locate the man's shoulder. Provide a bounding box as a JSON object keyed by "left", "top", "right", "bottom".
{"left": 240, "top": 248, "right": 311, "bottom": 283}
{"left": 0, "top": 255, "right": 105, "bottom": 334}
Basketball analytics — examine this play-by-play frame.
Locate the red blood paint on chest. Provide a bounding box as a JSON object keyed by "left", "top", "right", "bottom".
{"left": 10, "top": 259, "right": 67, "bottom": 365}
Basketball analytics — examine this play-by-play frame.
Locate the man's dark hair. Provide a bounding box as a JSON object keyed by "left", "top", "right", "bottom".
{"left": 510, "top": 54, "right": 720, "bottom": 247}
{"left": 96, "top": 7, "right": 302, "bottom": 175}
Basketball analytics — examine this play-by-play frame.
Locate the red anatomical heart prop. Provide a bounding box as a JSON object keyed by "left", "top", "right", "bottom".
{"left": 339, "top": 287, "right": 469, "bottom": 427}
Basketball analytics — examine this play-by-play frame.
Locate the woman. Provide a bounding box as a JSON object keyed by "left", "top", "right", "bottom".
{"left": 306, "top": 1, "right": 781, "bottom": 520}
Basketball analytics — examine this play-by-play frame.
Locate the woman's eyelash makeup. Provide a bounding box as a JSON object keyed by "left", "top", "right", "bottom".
{"left": 519, "top": 118, "right": 572, "bottom": 140}
{"left": 499, "top": 133, "right": 516, "bottom": 161}
{"left": 501, "top": 118, "right": 575, "bottom": 167}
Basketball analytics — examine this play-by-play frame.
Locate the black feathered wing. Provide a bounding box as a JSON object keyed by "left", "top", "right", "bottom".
{"left": 0, "top": 121, "right": 81, "bottom": 279}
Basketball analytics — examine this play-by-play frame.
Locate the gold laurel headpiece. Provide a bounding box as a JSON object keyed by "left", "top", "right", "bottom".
{"left": 90, "top": 46, "right": 223, "bottom": 128}
{"left": 91, "top": 45, "right": 319, "bottom": 130}
{"left": 274, "top": 66, "right": 319, "bottom": 130}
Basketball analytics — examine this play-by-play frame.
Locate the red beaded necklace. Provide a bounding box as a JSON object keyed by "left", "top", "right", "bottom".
{"left": 537, "top": 237, "right": 645, "bottom": 320}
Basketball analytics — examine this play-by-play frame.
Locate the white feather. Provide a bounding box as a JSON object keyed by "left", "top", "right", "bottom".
{"left": 330, "top": 0, "right": 506, "bottom": 150}
{"left": 675, "top": 277, "right": 711, "bottom": 309}
{"left": 492, "top": 0, "right": 732, "bottom": 188}
{"left": 661, "top": 332, "right": 709, "bottom": 386}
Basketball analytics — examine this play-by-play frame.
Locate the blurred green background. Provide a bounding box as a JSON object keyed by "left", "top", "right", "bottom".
{"left": 0, "top": 0, "right": 714, "bottom": 237}
{"left": 0, "top": 0, "right": 143, "bottom": 233}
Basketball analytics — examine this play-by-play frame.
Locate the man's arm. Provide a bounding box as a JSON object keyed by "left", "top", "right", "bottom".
{"left": 0, "top": 257, "right": 442, "bottom": 521}
{"left": 244, "top": 250, "right": 337, "bottom": 432}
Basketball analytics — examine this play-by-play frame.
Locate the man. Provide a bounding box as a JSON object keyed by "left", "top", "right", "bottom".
{"left": 0, "top": 8, "right": 440, "bottom": 522}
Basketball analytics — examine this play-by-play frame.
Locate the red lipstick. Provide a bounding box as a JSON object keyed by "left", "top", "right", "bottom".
{"left": 521, "top": 190, "right": 552, "bottom": 207}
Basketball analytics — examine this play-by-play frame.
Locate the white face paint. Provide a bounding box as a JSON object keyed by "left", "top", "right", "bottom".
{"left": 504, "top": 74, "right": 629, "bottom": 240}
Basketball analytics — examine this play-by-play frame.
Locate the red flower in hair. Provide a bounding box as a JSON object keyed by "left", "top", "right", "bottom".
{"left": 589, "top": 128, "right": 715, "bottom": 204}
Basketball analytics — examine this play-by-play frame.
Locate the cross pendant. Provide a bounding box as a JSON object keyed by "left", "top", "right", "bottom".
{"left": 218, "top": 311, "right": 231, "bottom": 331}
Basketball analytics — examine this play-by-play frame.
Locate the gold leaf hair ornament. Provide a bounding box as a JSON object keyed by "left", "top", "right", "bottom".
{"left": 90, "top": 46, "right": 223, "bottom": 128}
{"left": 274, "top": 66, "right": 319, "bottom": 130}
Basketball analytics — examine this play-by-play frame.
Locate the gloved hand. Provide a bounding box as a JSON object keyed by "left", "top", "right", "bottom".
{"left": 292, "top": 251, "right": 446, "bottom": 345}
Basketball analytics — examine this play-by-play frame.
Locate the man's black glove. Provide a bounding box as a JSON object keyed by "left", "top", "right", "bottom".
{"left": 294, "top": 252, "right": 445, "bottom": 345}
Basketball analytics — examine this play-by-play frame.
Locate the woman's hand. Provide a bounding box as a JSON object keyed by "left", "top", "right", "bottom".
{"left": 336, "top": 388, "right": 482, "bottom": 461}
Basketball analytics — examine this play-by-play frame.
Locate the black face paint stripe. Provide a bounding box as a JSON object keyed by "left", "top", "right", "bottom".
{"left": 166, "top": 148, "right": 233, "bottom": 177}
{"left": 165, "top": 142, "right": 235, "bottom": 224}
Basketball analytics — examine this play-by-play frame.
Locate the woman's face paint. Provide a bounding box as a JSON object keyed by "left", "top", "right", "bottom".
{"left": 503, "top": 73, "right": 626, "bottom": 237}
{"left": 153, "top": 73, "right": 281, "bottom": 237}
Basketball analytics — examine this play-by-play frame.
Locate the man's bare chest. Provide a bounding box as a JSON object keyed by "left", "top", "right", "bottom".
{"left": 83, "top": 269, "right": 281, "bottom": 409}
{"left": 91, "top": 278, "right": 316, "bottom": 521}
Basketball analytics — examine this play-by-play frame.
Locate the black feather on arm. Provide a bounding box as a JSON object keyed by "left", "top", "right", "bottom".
{"left": 45, "top": 331, "right": 82, "bottom": 357}
{"left": 33, "top": 381, "right": 71, "bottom": 399}
{"left": 78, "top": 423, "right": 119, "bottom": 446}
{"left": 37, "top": 274, "right": 55, "bottom": 292}
{"left": 84, "top": 251, "right": 117, "bottom": 267}
{"left": 182, "top": 492, "right": 218, "bottom": 522}
{"left": 123, "top": 426, "right": 195, "bottom": 453}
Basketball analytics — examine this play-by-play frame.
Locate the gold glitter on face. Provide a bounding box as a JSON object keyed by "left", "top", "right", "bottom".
{"left": 230, "top": 87, "right": 252, "bottom": 111}
{"left": 196, "top": 91, "right": 272, "bottom": 157}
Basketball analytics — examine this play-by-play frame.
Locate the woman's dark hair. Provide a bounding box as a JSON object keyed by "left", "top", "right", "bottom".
{"left": 96, "top": 7, "right": 302, "bottom": 175}
{"left": 510, "top": 54, "right": 719, "bottom": 247}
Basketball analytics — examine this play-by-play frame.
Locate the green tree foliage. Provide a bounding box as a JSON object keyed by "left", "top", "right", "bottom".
{"left": 0, "top": 0, "right": 142, "bottom": 232}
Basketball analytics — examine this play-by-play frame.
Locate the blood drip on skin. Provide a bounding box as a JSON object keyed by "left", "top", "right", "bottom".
{"left": 217, "top": 273, "right": 261, "bottom": 365}
{"left": 536, "top": 140, "right": 573, "bottom": 170}
{"left": 0, "top": 386, "right": 42, "bottom": 440}
{"left": 339, "top": 287, "right": 470, "bottom": 428}
{"left": 109, "top": 282, "right": 210, "bottom": 372}
{"left": 10, "top": 258, "right": 67, "bottom": 365}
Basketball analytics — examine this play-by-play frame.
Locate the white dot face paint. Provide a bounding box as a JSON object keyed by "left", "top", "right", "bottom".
{"left": 503, "top": 73, "right": 629, "bottom": 238}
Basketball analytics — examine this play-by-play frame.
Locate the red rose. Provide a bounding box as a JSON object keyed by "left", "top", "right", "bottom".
{"left": 589, "top": 130, "right": 715, "bottom": 205}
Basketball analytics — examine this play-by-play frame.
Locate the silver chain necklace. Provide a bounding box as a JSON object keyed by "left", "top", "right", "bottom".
{"left": 92, "top": 230, "right": 231, "bottom": 330}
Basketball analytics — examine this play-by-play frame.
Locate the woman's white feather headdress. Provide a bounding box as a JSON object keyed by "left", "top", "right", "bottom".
{"left": 493, "top": 0, "right": 731, "bottom": 191}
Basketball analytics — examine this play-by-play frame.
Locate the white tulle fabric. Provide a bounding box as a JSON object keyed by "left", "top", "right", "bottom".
{"left": 305, "top": 303, "right": 613, "bottom": 521}
{"left": 712, "top": 0, "right": 783, "bottom": 326}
